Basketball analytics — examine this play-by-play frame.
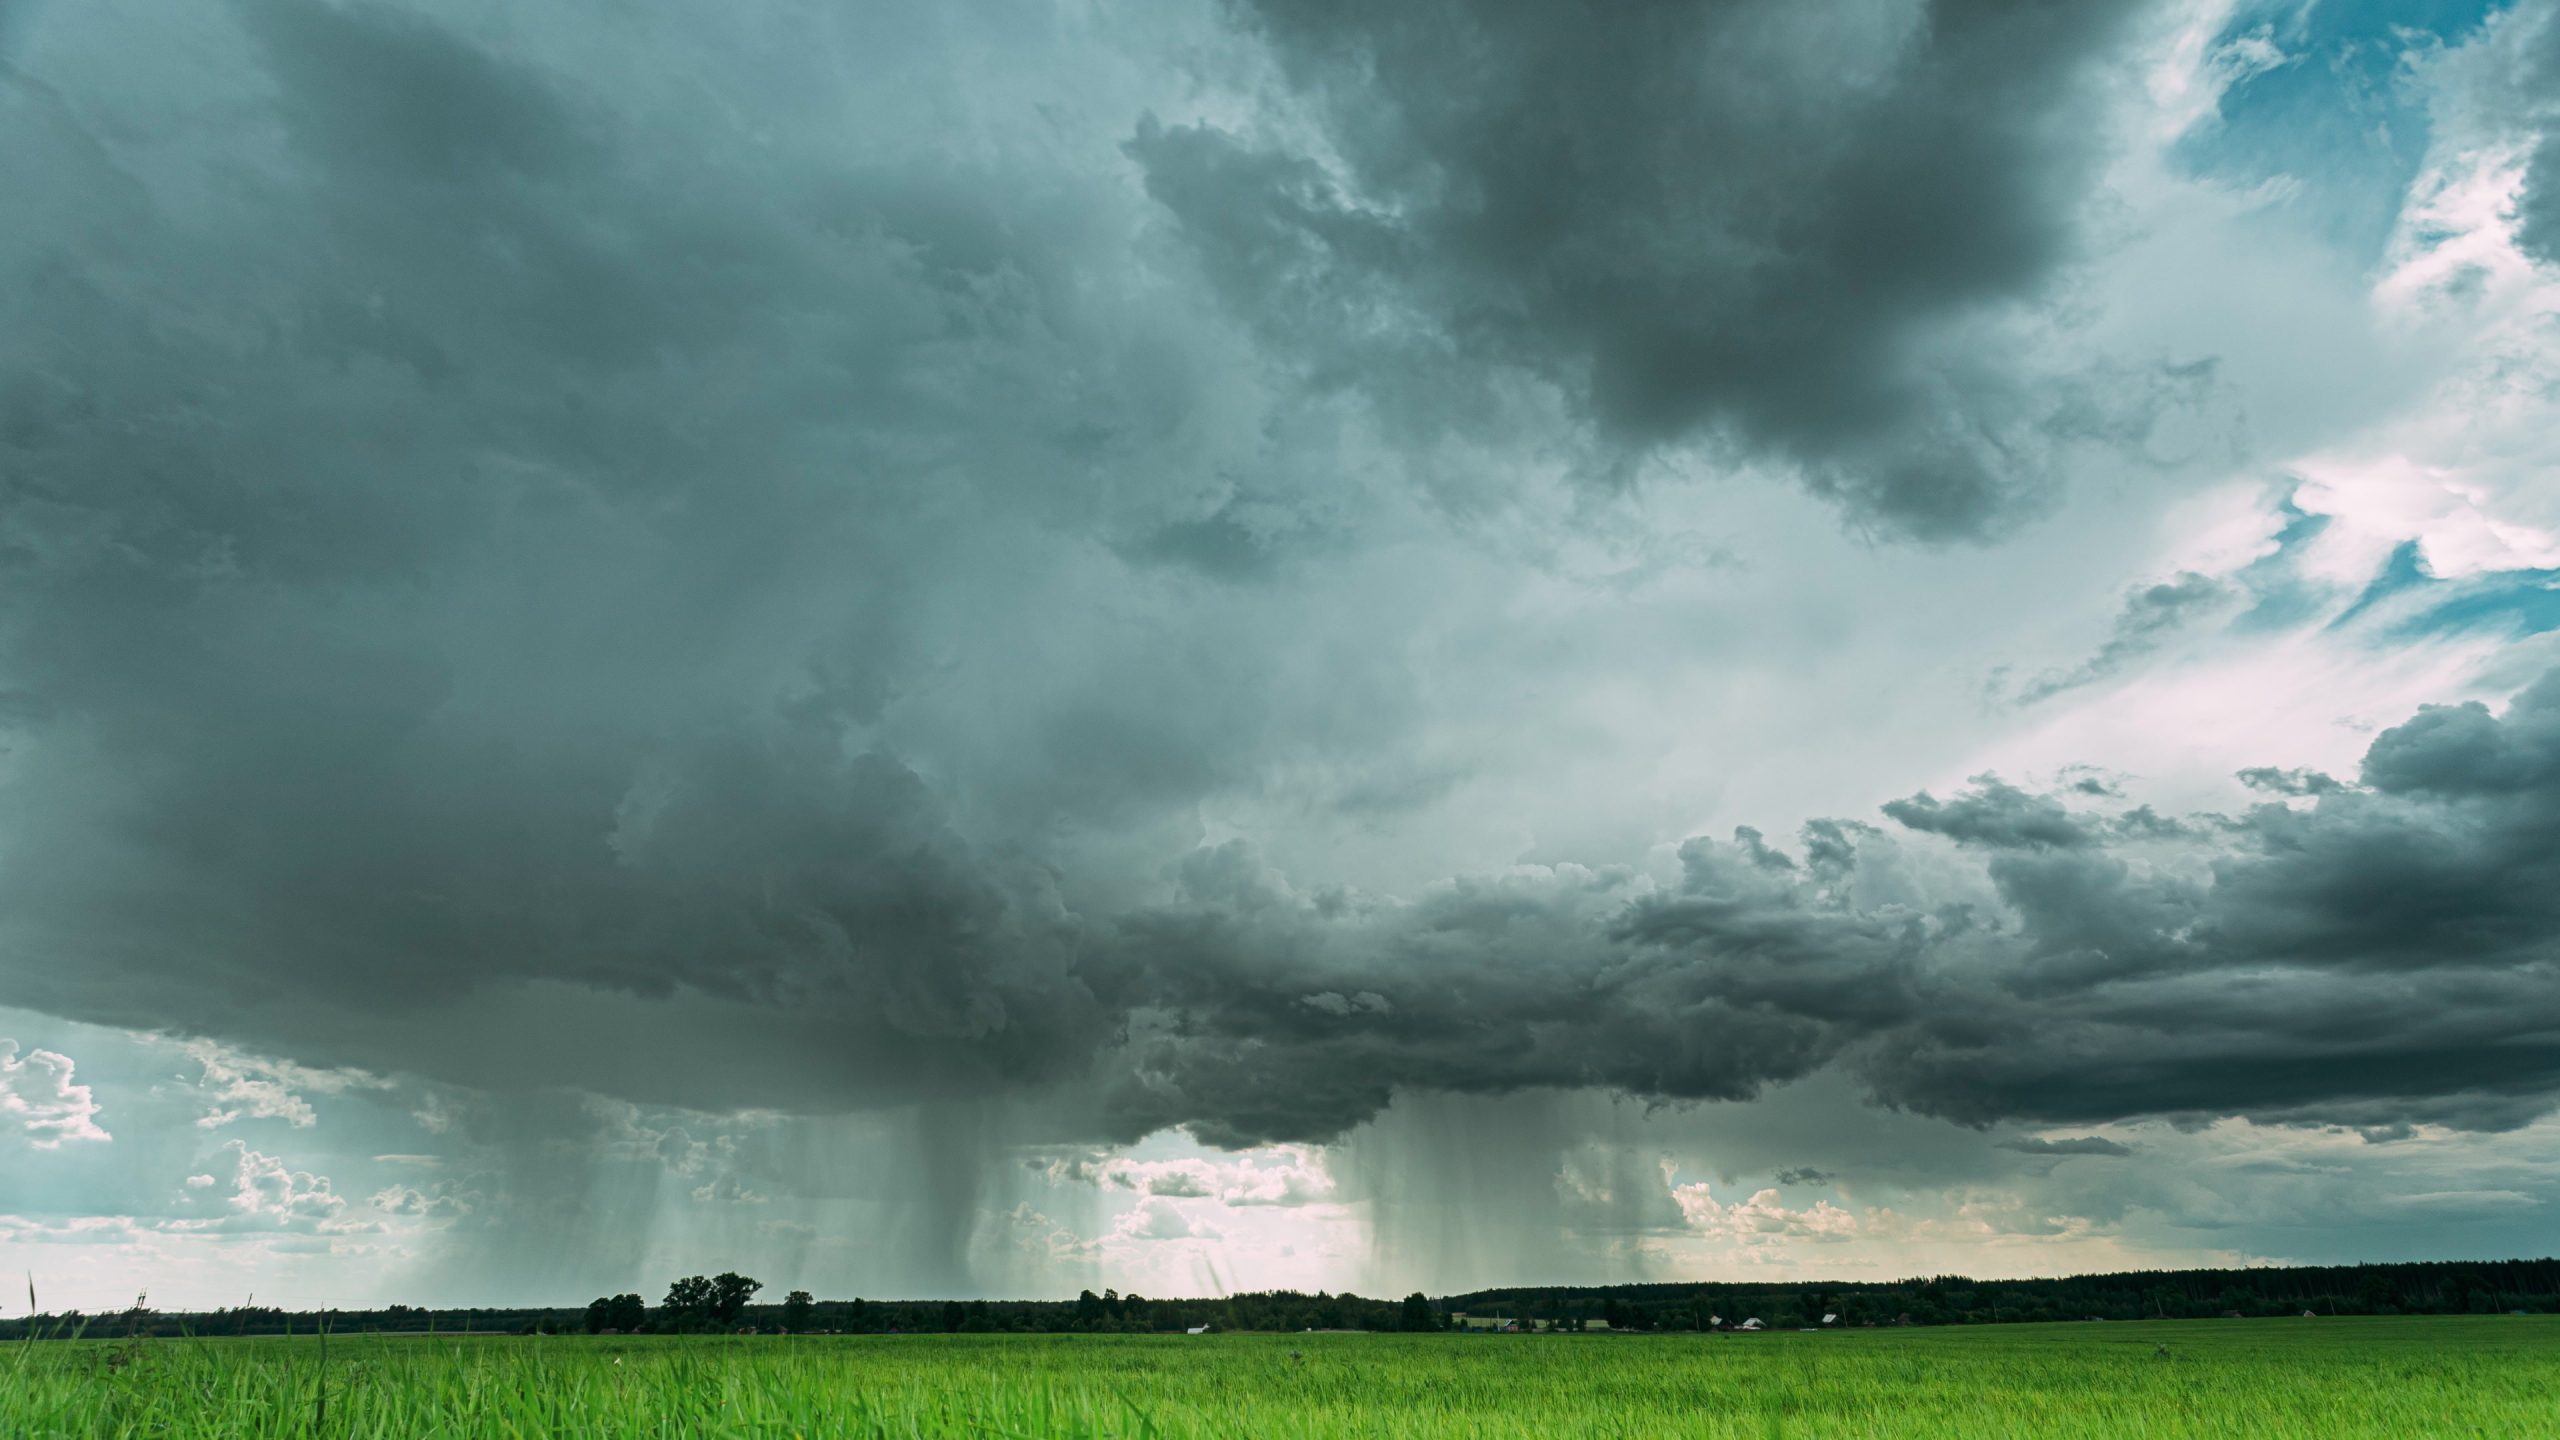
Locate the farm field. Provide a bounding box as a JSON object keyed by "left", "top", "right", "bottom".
{"left": 10, "top": 1315, "right": 2557, "bottom": 1438}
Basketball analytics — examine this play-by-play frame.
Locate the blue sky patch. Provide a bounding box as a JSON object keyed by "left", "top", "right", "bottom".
{"left": 2177, "top": 0, "right": 2507, "bottom": 264}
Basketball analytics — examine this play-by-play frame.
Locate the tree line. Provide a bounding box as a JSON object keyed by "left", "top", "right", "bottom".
{"left": 1445, "top": 1257, "right": 2560, "bottom": 1330}
{"left": 7, "top": 1258, "right": 2557, "bottom": 1340}
{"left": 581, "top": 1283, "right": 1440, "bottom": 1335}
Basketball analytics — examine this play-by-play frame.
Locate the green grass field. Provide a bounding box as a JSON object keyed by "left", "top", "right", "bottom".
{"left": 11, "top": 1317, "right": 2556, "bottom": 1438}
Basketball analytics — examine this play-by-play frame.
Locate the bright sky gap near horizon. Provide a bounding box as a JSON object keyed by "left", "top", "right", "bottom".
{"left": 7, "top": 0, "right": 2560, "bottom": 1312}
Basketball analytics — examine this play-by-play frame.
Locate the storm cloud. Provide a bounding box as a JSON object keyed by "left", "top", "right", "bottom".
{"left": 1081, "top": 670, "right": 2560, "bottom": 1142}
{"left": 1133, "top": 0, "right": 2161, "bottom": 538}
{"left": 6, "top": 0, "right": 2560, "bottom": 1304}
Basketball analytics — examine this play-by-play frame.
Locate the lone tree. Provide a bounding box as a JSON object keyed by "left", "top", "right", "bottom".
{"left": 781, "top": 1290, "right": 814, "bottom": 1334}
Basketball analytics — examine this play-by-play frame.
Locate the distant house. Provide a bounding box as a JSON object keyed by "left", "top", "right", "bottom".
{"left": 1737, "top": 1318, "right": 1764, "bottom": 1332}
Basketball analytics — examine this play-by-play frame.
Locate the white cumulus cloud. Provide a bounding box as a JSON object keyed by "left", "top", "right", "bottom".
{"left": 0, "top": 1040, "right": 109, "bottom": 1147}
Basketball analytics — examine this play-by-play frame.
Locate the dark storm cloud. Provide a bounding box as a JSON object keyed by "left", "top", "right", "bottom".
{"left": 237, "top": 0, "right": 598, "bottom": 185}
{"left": 1131, "top": 0, "right": 2159, "bottom": 537}
{"left": 0, "top": 0, "right": 1175, "bottom": 1108}
{"left": 12, "top": 0, "right": 2560, "bottom": 1168}
{"left": 1093, "top": 672, "right": 2560, "bottom": 1142}
{"left": 1081, "top": 839, "right": 1935, "bottom": 1146}
{"left": 1834, "top": 675, "right": 2560, "bottom": 1131}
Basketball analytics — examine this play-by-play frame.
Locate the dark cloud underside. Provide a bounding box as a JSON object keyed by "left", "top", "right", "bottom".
{"left": 5, "top": 0, "right": 2560, "bottom": 1164}
{"left": 1136, "top": 0, "right": 2155, "bottom": 538}
{"left": 1085, "top": 674, "right": 2560, "bottom": 1141}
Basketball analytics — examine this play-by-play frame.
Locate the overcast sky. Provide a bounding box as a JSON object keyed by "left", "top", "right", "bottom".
{"left": 9, "top": 0, "right": 2560, "bottom": 1311}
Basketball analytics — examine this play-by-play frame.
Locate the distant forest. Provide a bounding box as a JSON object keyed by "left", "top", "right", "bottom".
{"left": 9, "top": 1258, "right": 2558, "bottom": 1340}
